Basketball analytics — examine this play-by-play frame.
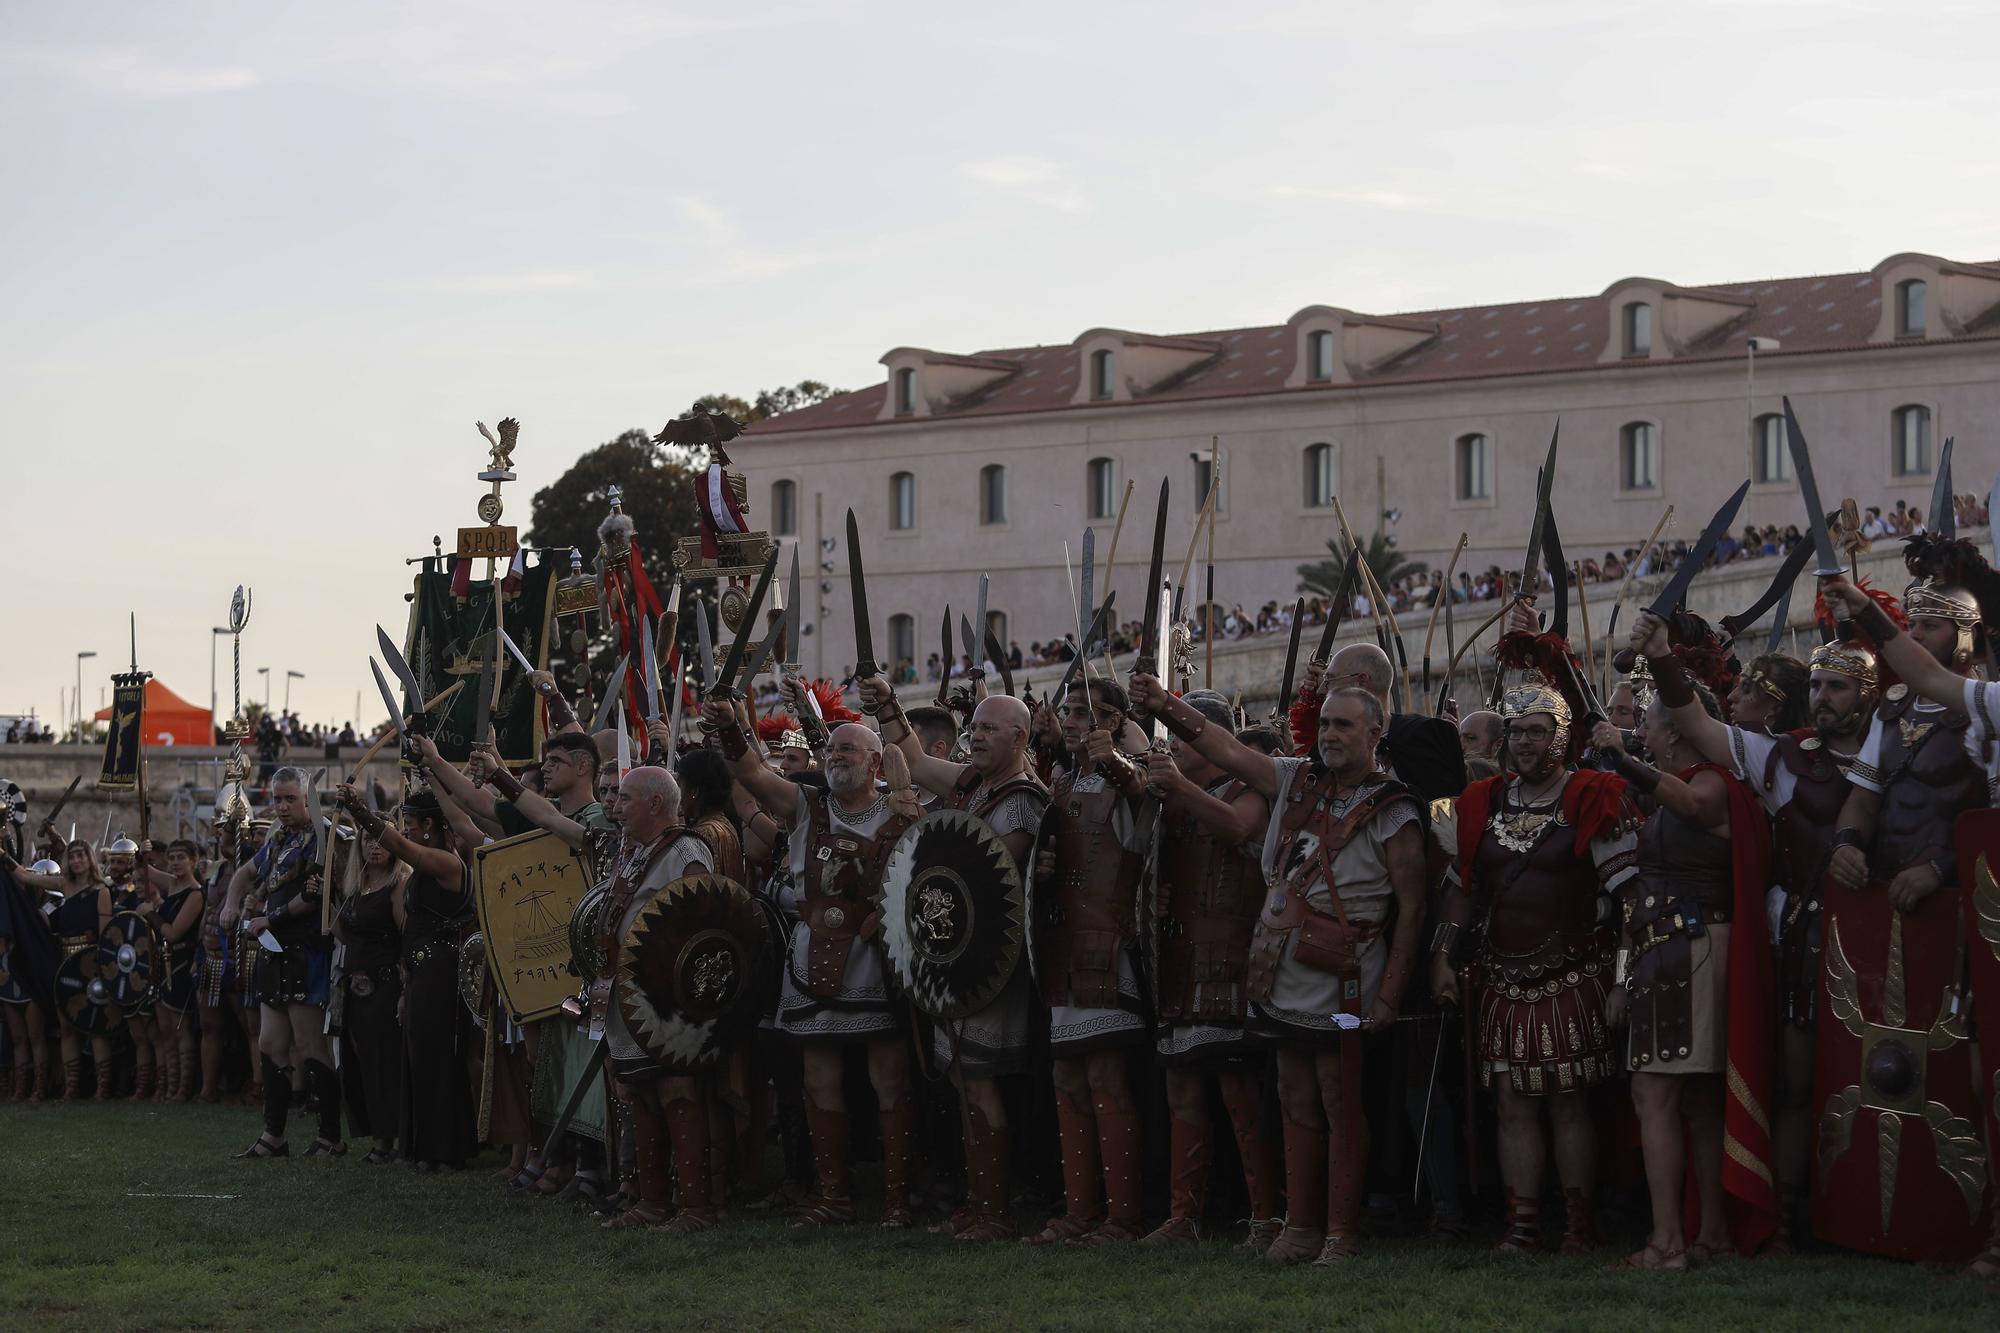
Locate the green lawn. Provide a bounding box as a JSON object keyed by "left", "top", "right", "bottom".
{"left": 1, "top": 1102, "right": 1993, "bottom": 1331}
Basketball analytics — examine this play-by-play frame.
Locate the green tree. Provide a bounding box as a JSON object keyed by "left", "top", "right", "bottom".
{"left": 1296, "top": 531, "right": 1429, "bottom": 601}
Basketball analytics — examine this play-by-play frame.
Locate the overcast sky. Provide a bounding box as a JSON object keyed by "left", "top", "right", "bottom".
{"left": 6, "top": 1, "right": 1996, "bottom": 733}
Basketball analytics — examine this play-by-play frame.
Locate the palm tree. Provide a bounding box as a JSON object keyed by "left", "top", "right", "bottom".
{"left": 1297, "top": 531, "right": 1429, "bottom": 601}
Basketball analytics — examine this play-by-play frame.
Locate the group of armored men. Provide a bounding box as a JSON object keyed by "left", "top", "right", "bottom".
{"left": 391, "top": 527, "right": 1999, "bottom": 1275}
{"left": 10, "top": 545, "right": 2000, "bottom": 1278}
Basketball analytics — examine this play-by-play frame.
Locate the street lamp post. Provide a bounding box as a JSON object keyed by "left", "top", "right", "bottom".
{"left": 210, "top": 627, "right": 231, "bottom": 735}
{"left": 257, "top": 667, "right": 271, "bottom": 710}
{"left": 75, "top": 651, "right": 96, "bottom": 741}
{"left": 284, "top": 670, "right": 305, "bottom": 713}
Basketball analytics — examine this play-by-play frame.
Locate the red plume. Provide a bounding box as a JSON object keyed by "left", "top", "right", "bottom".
{"left": 755, "top": 716, "right": 794, "bottom": 745}
{"left": 1288, "top": 684, "right": 1322, "bottom": 756}
{"left": 1662, "top": 612, "right": 1739, "bottom": 721}
{"left": 810, "top": 679, "right": 860, "bottom": 725}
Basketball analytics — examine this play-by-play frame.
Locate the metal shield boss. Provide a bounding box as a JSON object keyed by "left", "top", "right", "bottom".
{"left": 616, "top": 873, "right": 770, "bottom": 1071}
{"left": 568, "top": 882, "right": 611, "bottom": 985}
{"left": 1810, "top": 824, "right": 1994, "bottom": 1261}
{"left": 459, "top": 931, "right": 489, "bottom": 1029}
{"left": 880, "top": 809, "right": 1024, "bottom": 1019}
{"left": 98, "top": 910, "right": 162, "bottom": 1010}
{"left": 55, "top": 948, "right": 124, "bottom": 1037}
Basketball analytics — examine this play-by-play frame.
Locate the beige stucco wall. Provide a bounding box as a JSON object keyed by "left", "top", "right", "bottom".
{"left": 739, "top": 340, "right": 2000, "bottom": 680}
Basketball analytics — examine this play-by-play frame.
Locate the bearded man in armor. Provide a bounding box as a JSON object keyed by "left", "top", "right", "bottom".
{"left": 1432, "top": 678, "right": 1638, "bottom": 1253}
{"left": 1632, "top": 606, "right": 1881, "bottom": 1249}
{"left": 1130, "top": 673, "right": 1428, "bottom": 1267}
{"left": 706, "top": 702, "right": 920, "bottom": 1229}
{"left": 861, "top": 676, "right": 1048, "bottom": 1242}
{"left": 1823, "top": 565, "right": 2000, "bottom": 1274}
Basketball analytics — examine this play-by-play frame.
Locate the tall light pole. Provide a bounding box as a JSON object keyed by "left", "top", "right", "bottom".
{"left": 75, "top": 651, "right": 96, "bottom": 741}
{"left": 284, "top": 670, "right": 305, "bottom": 712}
{"left": 1747, "top": 336, "right": 1780, "bottom": 475}
{"left": 257, "top": 667, "right": 270, "bottom": 709}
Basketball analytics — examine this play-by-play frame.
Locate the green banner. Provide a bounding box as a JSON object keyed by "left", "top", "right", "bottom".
{"left": 401, "top": 557, "right": 558, "bottom": 768}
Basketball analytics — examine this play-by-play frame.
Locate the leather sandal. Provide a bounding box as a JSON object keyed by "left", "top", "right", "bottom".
{"left": 1612, "top": 1242, "right": 1687, "bottom": 1270}
{"left": 951, "top": 1213, "right": 1017, "bottom": 1243}
{"left": 651, "top": 1208, "right": 718, "bottom": 1235}
{"left": 234, "top": 1136, "right": 289, "bottom": 1160}
{"left": 600, "top": 1205, "right": 668, "bottom": 1231}
{"left": 1073, "top": 1221, "right": 1144, "bottom": 1248}
{"left": 1023, "top": 1213, "right": 1101, "bottom": 1246}
{"left": 790, "top": 1197, "right": 856, "bottom": 1228}
{"left": 303, "top": 1139, "right": 347, "bottom": 1158}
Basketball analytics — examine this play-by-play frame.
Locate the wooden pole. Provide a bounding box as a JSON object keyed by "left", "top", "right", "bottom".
{"left": 1420, "top": 534, "right": 1470, "bottom": 664}
{"left": 1603, "top": 504, "right": 1674, "bottom": 698}
{"left": 1572, "top": 561, "right": 1596, "bottom": 699}
{"left": 1204, "top": 437, "right": 1219, "bottom": 688}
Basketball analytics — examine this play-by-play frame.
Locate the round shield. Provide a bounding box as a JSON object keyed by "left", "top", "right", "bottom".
{"left": 97, "top": 911, "right": 161, "bottom": 1009}
{"left": 0, "top": 779, "right": 25, "bottom": 829}
{"left": 569, "top": 882, "right": 610, "bottom": 984}
{"left": 616, "top": 873, "right": 771, "bottom": 1071}
{"left": 750, "top": 891, "right": 787, "bottom": 1013}
{"left": 459, "top": 931, "right": 489, "bottom": 1029}
{"left": 55, "top": 948, "right": 124, "bottom": 1036}
{"left": 880, "top": 809, "right": 1025, "bottom": 1019}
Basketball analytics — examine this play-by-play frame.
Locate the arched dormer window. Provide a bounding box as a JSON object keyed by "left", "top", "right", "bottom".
{"left": 1089, "top": 349, "right": 1115, "bottom": 400}
{"left": 1306, "top": 329, "right": 1335, "bottom": 383}
{"left": 1896, "top": 279, "right": 1927, "bottom": 337}
{"left": 1621, "top": 302, "right": 1653, "bottom": 358}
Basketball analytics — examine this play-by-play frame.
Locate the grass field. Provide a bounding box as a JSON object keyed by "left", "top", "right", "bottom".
{"left": 2, "top": 1102, "right": 1995, "bottom": 1331}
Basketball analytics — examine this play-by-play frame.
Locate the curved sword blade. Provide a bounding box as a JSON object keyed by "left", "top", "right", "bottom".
{"left": 1543, "top": 508, "right": 1570, "bottom": 638}
{"left": 960, "top": 614, "right": 984, "bottom": 680}
{"left": 1782, "top": 397, "right": 1842, "bottom": 577}
{"left": 1764, "top": 579, "right": 1796, "bottom": 656}
{"left": 1277, "top": 597, "right": 1305, "bottom": 718}
{"left": 1077, "top": 530, "right": 1095, "bottom": 649}
{"left": 375, "top": 626, "right": 424, "bottom": 716}
{"left": 1055, "top": 594, "right": 1115, "bottom": 704}
{"left": 370, "top": 659, "right": 407, "bottom": 740}
{"left": 985, "top": 629, "right": 1015, "bottom": 697}
{"left": 1645, "top": 479, "right": 1753, "bottom": 620}
{"left": 640, "top": 615, "right": 663, "bottom": 721}
{"left": 1720, "top": 538, "right": 1816, "bottom": 645}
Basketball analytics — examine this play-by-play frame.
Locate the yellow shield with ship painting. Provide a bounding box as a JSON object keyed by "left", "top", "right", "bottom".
{"left": 472, "top": 829, "right": 590, "bottom": 1024}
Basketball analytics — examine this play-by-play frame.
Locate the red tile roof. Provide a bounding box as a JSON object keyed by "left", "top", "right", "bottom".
{"left": 755, "top": 262, "right": 2000, "bottom": 435}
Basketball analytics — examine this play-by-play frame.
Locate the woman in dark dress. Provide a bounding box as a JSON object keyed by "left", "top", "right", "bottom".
{"left": 146, "top": 840, "right": 207, "bottom": 1102}
{"left": 6, "top": 840, "right": 114, "bottom": 1099}
{"left": 335, "top": 831, "right": 405, "bottom": 1163}
{"left": 337, "top": 783, "right": 476, "bottom": 1172}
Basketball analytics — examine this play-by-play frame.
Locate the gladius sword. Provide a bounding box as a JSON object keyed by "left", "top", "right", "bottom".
{"left": 1130, "top": 479, "right": 1171, "bottom": 738}
{"left": 845, "top": 510, "right": 881, "bottom": 712}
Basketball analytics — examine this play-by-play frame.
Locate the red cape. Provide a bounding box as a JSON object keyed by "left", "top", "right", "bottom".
{"left": 1678, "top": 761, "right": 1777, "bottom": 1257}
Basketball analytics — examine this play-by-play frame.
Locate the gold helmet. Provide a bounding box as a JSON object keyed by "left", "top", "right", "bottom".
{"left": 1807, "top": 640, "right": 1880, "bottom": 694}
{"left": 1500, "top": 677, "right": 1571, "bottom": 755}
{"left": 1904, "top": 578, "right": 1980, "bottom": 662}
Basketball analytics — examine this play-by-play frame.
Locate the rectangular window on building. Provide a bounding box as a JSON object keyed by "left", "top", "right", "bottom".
{"left": 1087, "top": 458, "right": 1116, "bottom": 520}
{"left": 1621, "top": 422, "right": 1659, "bottom": 490}
{"left": 1455, "top": 433, "right": 1491, "bottom": 501}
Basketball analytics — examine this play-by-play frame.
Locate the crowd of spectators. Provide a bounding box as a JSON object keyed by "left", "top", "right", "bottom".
{"left": 994, "top": 492, "right": 1991, "bottom": 668}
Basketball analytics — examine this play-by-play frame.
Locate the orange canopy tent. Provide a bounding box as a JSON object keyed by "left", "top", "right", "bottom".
{"left": 94, "top": 679, "right": 213, "bottom": 747}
